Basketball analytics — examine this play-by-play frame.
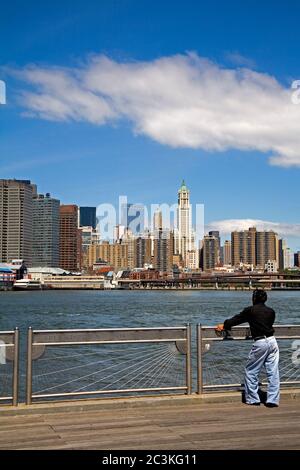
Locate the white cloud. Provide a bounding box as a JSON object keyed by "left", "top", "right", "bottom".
{"left": 207, "top": 219, "right": 300, "bottom": 238}
{"left": 224, "top": 51, "right": 256, "bottom": 69}
{"left": 7, "top": 52, "right": 300, "bottom": 166}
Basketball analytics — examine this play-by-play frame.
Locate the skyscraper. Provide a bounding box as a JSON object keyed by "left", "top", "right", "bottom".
{"left": 256, "top": 230, "right": 278, "bottom": 268}
{"left": 294, "top": 252, "right": 300, "bottom": 268}
{"left": 32, "top": 193, "right": 60, "bottom": 267}
{"left": 208, "top": 230, "right": 220, "bottom": 265}
{"left": 174, "top": 180, "right": 192, "bottom": 264}
{"left": 231, "top": 227, "right": 278, "bottom": 268}
{"left": 221, "top": 240, "right": 232, "bottom": 265}
{"left": 153, "top": 209, "right": 163, "bottom": 230}
{"left": 113, "top": 224, "right": 125, "bottom": 242}
{"left": 201, "top": 234, "right": 220, "bottom": 271}
{"left": 120, "top": 228, "right": 136, "bottom": 269}
{"left": 153, "top": 229, "right": 174, "bottom": 273}
{"left": 135, "top": 234, "right": 152, "bottom": 268}
{"left": 59, "top": 205, "right": 81, "bottom": 271}
{"left": 121, "top": 203, "right": 145, "bottom": 235}
{"left": 79, "top": 207, "right": 96, "bottom": 229}
{"left": 283, "top": 247, "right": 294, "bottom": 269}
{"left": 278, "top": 239, "right": 287, "bottom": 271}
{"left": 278, "top": 239, "right": 293, "bottom": 270}
{"left": 0, "top": 179, "right": 36, "bottom": 266}
{"left": 231, "top": 227, "right": 256, "bottom": 267}
{"left": 80, "top": 225, "right": 101, "bottom": 270}
{"left": 87, "top": 242, "right": 129, "bottom": 271}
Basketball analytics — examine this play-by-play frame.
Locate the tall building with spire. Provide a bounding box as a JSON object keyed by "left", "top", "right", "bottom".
{"left": 174, "top": 180, "right": 193, "bottom": 265}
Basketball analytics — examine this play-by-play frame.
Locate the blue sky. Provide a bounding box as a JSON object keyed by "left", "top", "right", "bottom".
{"left": 1, "top": 0, "right": 300, "bottom": 249}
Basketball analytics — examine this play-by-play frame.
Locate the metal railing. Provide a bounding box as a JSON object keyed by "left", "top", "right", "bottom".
{"left": 1, "top": 325, "right": 299, "bottom": 406}
{"left": 197, "top": 324, "right": 300, "bottom": 393}
{"left": 0, "top": 329, "right": 19, "bottom": 406}
{"left": 26, "top": 325, "right": 192, "bottom": 404}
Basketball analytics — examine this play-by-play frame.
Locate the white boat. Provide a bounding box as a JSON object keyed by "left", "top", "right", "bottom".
{"left": 13, "top": 279, "right": 42, "bottom": 290}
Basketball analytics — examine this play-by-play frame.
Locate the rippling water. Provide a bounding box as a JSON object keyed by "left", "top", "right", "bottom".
{"left": 1, "top": 289, "right": 299, "bottom": 331}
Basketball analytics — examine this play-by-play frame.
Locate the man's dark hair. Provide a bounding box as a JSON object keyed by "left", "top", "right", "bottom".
{"left": 252, "top": 289, "right": 267, "bottom": 305}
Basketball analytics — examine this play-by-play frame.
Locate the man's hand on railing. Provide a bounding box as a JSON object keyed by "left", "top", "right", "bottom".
{"left": 215, "top": 323, "right": 224, "bottom": 332}
{"left": 215, "top": 324, "right": 225, "bottom": 338}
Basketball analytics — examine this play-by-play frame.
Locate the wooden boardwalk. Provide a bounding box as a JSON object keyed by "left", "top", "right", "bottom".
{"left": 0, "top": 396, "right": 299, "bottom": 450}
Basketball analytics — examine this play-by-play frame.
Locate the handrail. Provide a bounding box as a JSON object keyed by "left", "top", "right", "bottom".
{"left": 26, "top": 324, "right": 192, "bottom": 405}
{"left": 197, "top": 324, "right": 300, "bottom": 394}
{"left": 0, "top": 324, "right": 298, "bottom": 405}
{"left": 0, "top": 328, "right": 19, "bottom": 406}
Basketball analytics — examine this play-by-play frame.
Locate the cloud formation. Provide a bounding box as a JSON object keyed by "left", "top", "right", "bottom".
{"left": 207, "top": 219, "right": 300, "bottom": 238}
{"left": 8, "top": 52, "right": 300, "bottom": 166}
{"left": 224, "top": 51, "right": 256, "bottom": 69}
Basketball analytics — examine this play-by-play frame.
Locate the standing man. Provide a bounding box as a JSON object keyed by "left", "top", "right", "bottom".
{"left": 216, "top": 289, "right": 280, "bottom": 407}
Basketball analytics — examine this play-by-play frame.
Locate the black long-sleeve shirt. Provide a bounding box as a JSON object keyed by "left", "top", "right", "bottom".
{"left": 223, "top": 302, "right": 275, "bottom": 339}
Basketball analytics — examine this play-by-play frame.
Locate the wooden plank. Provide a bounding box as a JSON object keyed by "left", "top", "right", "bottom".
{"left": 54, "top": 426, "right": 177, "bottom": 442}
{"left": 0, "top": 439, "right": 69, "bottom": 450}
{"left": 186, "top": 433, "right": 300, "bottom": 450}
{"left": 0, "top": 400, "right": 299, "bottom": 450}
{"left": 0, "top": 429, "right": 59, "bottom": 444}
{"left": 51, "top": 420, "right": 154, "bottom": 433}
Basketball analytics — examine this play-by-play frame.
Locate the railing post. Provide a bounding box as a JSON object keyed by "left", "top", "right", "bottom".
{"left": 186, "top": 323, "right": 192, "bottom": 395}
{"left": 26, "top": 327, "right": 33, "bottom": 405}
{"left": 12, "top": 327, "right": 19, "bottom": 406}
{"left": 197, "top": 323, "right": 203, "bottom": 394}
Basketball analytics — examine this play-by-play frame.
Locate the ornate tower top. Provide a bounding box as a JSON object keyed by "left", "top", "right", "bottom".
{"left": 178, "top": 179, "right": 189, "bottom": 193}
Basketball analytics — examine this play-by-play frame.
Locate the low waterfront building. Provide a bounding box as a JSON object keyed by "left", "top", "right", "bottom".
{"left": 28, "top": 266, "right": 70, "bottom": 281}
{"left": 42, "top": 275, "right": 105, "bottom": 289}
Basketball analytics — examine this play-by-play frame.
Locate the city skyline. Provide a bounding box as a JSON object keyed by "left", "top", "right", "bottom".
{"left": 1, "top": 177, "right": 297, "bottom": 274}
{"left": 1, "top": 1, "right": 300, "bottom": 252}
{"left": 2, "top": 176, "right": 299, "bottom": 251}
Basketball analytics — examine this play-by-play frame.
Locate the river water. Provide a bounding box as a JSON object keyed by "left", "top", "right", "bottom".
{"left": 1, "top": 289, "right": 299, "bottom": 331}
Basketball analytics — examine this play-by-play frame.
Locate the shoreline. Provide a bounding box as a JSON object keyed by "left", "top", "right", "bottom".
{"left": 2, "top": 286, "right": 300, "bottom": 292}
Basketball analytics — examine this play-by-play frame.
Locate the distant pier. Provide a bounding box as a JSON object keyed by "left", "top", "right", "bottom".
{"left": 2, "top": 271, "right": 300, "bottom": 291}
